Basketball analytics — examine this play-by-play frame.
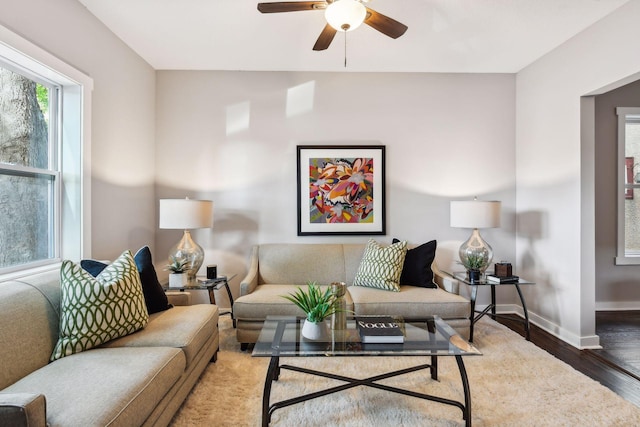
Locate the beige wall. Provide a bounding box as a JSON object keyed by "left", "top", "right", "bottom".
{"left": 155, "top": 71, "right": 517, "bottom": 304}
{"left": 517, "top": 0, "right": 640, "bottom": 347}
{"left": 0, "top": 0, "right": 157, "bottom": 261}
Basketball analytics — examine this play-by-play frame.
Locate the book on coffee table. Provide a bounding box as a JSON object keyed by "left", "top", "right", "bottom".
{"left": 355, "top": 316, "right": 405, "bottom": 344}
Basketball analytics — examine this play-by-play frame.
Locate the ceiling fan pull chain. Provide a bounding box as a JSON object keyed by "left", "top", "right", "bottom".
{"left": 344, "top": 30, "right": 347, "bottom": 68}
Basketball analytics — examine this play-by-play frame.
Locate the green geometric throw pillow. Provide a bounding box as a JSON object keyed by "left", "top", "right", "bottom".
{"left": 352, "top": 239, "right": 408, "bottom": 292}
{"left": 51, "top": 250, "right": 149, "bottom": 361}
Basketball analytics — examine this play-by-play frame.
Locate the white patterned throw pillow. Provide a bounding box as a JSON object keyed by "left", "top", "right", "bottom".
{"left": 51, "top": 250, "right": 149, "bottom": 361}
{"left": 352, "top": 239, "right": 408, "bottom": 292}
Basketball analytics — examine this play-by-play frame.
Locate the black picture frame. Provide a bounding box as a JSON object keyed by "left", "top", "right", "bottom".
{"left": 297, "top": 145, "right": 386, "bottom": 236}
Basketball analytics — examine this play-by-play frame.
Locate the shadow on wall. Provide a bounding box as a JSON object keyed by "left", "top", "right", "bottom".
{"left": 197, "top": 210, "right": 260, "bottom": 307}
{"left": 518, "top": 210, "right": 558, "bottom": 318}
{"left": 90, "top": 178, "right": 156, "bottom": 261}
{"left": 212, "top": 210, "right": 260, "bottom": 254}
{"left": 158, "top": 209, "right": 260, "bottom": 306}
{"left": 154, "top": 187, "right": 261, "bottom": 306}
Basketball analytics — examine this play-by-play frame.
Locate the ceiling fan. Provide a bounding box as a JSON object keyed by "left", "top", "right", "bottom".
{"left": 257, "top": 0, "right": 408, "bottom": 51}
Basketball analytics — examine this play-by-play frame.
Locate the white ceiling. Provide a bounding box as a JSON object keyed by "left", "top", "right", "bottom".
{"left": 77, "top": 0, "right": 630, "bottom": 73}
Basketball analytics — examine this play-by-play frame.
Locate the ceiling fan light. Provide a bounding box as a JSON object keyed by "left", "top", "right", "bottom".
{"left": 325, "top": 0, "right": 366, "bottom": 32}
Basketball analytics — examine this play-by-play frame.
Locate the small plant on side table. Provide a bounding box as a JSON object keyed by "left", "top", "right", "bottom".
{"left": 165, "top": 256, "right": 189, "bottom": 288}
{"left": 460, "top": 252, "right": 486, "bottom": 283}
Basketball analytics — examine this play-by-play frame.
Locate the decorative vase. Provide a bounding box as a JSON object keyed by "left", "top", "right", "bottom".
{"left": 169, "top": 272, "right": 188, "bottom": 288}
{"left": 301, "top": 319, "right": 329, "bottom": 341}
{"left": 330, "top": 282, "right": 347, "bottom": 330}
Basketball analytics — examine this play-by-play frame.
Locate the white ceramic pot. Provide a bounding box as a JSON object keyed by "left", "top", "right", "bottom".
{"left": 301, "top": 319, "right": 329, "bottom": 341}
{"left": 169, "top": 272, "right": 188, "bottom": 288}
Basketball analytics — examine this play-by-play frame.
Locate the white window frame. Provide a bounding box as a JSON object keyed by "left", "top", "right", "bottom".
{"left": 615, "top": 107, "right": 640, "bottom": 265}
{"left": 0, "top": 24, "right": 92, "bottom": 280}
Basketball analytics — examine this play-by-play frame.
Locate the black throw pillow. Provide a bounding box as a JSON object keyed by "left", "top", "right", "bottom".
{"left": 392, "top": 238, "right": 438, "bottom": 288}
{"left": 80, "top": 258, "right": 108, "bottom": 277}
{"left": 81, "top": 246, "right": 172, "bottom": 314}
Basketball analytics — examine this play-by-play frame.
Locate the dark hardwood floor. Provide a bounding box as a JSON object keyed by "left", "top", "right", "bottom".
{"left": 495, "top": 313, "right": 640, "bottom": 408}
{"left": 591, "top": 310, "right": 640, "bottom": 381}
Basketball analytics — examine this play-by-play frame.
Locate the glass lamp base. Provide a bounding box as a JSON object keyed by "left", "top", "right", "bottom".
{"left": 459, "top": 228, "right": 493, "bottom": 274}
{"left": 168, "top": 230, "right": 204, "bottom": 283}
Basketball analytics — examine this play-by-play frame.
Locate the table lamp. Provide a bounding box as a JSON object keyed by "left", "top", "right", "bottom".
{"left": 159, "top": 198, "right": 214, "bottom": 283}
{"left": 450, "top": 198, "right": 501, "bottom": 278}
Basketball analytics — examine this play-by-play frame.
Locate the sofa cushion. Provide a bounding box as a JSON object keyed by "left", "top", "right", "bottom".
{"left": 100, "top": 304, "right": 218, "bottom": 367}
{"left": 258, "top": 244, "right": 348, "bottom": 285}
{"left": 5, "top": 347, "right": 185, "bottom": 427}
{"left": 51, "top": 250, "right": 149, "bottom": 361}
{"left": 81, "top": 246, "right": 171, "bottom": 314}
{"left": 234, "top": 284, "right": 355, "bottom": 320}
{"left": 393, "top": 238, "right": 438, "bottom": 288}
{"left": 343, "top": 244, "right": 367, "bottom": 284}
{"left": 352, "top": 239, "right": 407, "bottom": 292}
{"left": 348, "top": 285, "right": 470, "bottom": 319}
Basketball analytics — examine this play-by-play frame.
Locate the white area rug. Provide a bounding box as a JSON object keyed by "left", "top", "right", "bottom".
{"left": 170, "top": 316, "right": 640, "bottom": 426}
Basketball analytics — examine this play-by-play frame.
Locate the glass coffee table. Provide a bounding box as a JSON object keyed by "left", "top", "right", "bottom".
{"left": 253, "top": 315, "right": 481, "bottom": 427}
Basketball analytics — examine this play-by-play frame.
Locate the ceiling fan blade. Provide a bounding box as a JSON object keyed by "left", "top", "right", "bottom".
{"left": 313, "top": 24, "right": 337, "bottom": 51}
{"left": 257, "top": 1, "right": 327, "bottom": 13}
{"left": 364, "top": 7, "right": 408, "bottom": 39}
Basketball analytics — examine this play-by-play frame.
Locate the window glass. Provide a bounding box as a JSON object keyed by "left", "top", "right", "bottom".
{"left": 624, "top": 116, "right": 640, "bottom": 256}
{"left": 0, "top": 64, "right": 59, "bottom": 270}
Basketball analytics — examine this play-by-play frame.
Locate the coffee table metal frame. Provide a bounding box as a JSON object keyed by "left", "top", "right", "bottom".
{"left": 253, "top": 315, "right": 481, "bottom": 427}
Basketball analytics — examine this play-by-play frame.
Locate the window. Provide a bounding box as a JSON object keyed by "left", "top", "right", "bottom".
{"left": 0, "top": 24, "right": 92, "bottom": 277}
{"left": 616, "top": 107, "right": 640, "bottom": 264}
{"left": 0, "top": 63, "right": 60, "bottom": 271}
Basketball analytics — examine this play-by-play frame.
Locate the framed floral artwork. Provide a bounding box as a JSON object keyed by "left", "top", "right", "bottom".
{"left": 297, "top": 145, "right": 386, "bottom": 236}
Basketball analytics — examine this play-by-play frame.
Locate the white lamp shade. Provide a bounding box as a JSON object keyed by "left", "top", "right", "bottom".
{"left": 159, "top": 199, "right": 213, "bottom": 229}
{"left": 450, "top": 200, "right": 501, "bottom": 229}
{"left": 325, "top": 0, "right": 366, "bottom": 32}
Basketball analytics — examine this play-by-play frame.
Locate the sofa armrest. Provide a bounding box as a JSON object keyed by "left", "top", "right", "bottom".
{"left": 239, "top": 245, "right": 259, "bottom": 297}
{"left": 0, "top": 393, "right": 46, "bottom": 427}
{"left": 165, "top": 291, "right": 192, "bottom": 306}
{"left": 432, "top": 264, "right": 460, "bottom": 294}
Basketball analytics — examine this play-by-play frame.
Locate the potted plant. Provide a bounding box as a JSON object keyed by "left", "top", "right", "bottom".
{"left": 460, "top": 252, "right": 486, "bottom": 283}
{"left": 282, "top": 281, "right": 343, "bottom": 340}
{"left": 165, "top": 256, "right": 189, "bottom": 288}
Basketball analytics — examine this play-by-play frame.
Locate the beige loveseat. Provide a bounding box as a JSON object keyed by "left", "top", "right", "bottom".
{"left": 233, "top": 243, "right": 470, "bottom": 348}
{"left": 0, "top": 269, "right": 218, "bottom": 427}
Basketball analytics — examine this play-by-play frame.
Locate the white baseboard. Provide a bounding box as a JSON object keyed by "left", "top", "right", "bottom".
{"left": 595, "top": 301, "right": 640, "bottom": 311}
{"left": 488, "top": 304, "right": 602, "bottom": 350}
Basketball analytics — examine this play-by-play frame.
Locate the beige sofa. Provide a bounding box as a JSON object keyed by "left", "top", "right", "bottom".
{"left": 0, "top": 269, "right": 218, "bottom": 427}
{"left": 233, "top": 243, "right": 470, "bottom": 348}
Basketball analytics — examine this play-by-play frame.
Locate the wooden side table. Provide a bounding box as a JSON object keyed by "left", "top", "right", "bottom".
{"left": 452, "top": 272, "right": 535, "bottom": 343}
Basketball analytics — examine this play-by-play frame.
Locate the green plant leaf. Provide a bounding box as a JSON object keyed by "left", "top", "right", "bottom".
{"left": 281, "top": 281, "right": 339, "bottom": 322}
